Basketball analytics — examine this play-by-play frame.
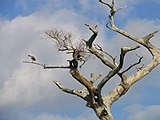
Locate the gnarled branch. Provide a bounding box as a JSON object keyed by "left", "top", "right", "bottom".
{"left": 89, "top": 47, "right": 127, "bottom": 81}
{"left": 97, "top": 46, "right": 140, "bottom": 90}
{"left": 99, "top": 0, "right": 160, "bottom": 57}
{"left": 120, "top": 54, "right": 143, "bottom": 74}
{"left": 53, "top": 80, "right": 87, "bottom": 99}
{"left": 84, "top": 24, "right": 98, "bottom": 48}
{"left": 142, "top": 30, "right": 159, "bottom": 42}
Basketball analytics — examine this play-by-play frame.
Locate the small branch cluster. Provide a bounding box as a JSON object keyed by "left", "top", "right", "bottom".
{"left": 24, "top": 29, "right": 94, "bottom": 70}
{"left": 45, "top": 29, "right": 74, "bottom": 51}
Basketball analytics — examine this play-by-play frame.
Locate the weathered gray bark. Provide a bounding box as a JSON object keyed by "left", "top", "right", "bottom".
{"left": 24, "top": 0, "right": 160, "bottom": 120}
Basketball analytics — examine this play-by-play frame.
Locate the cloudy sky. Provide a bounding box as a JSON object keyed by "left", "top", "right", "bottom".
{"left": 0, "top": 0, "right": 160, "bottom": 120}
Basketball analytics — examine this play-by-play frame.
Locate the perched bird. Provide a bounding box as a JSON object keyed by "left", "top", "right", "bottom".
{"left": 67, "top": 59, "right": 78, "bottom": 69}
{"left": 28, "top": 55, "right": 36, "bottom": 62}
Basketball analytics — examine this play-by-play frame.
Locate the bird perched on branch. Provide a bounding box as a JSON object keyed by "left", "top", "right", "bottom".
{"left": 28, "top": 55, "right": 36, "bottom": 62}
{"left": 67, "top": 59, "right": 78, "bottom": 69}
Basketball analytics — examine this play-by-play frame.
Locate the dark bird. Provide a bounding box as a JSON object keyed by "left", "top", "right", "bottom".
{"left": 28, "top": 55, "right": 36, "bottom": 62}
{"left": 67, "top": 59, "right": 78, "bottom": 69}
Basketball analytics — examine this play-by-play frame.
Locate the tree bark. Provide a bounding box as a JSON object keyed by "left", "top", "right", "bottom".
{"left": 94, "top": 106, "right": 114, "bottom": 120}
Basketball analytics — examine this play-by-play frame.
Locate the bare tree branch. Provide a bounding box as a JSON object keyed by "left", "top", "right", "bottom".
{"left": 107, "top": 56, "right": 160, "bottom": 106}
{"left": 129, "top": 58, "right": 160, "bottom": 85}
{"left": 90, "top": 73, "right": 103, "bottom": 83}
{"left": 53, "top": 80, "right": 85, "bottom": 98}
{"left": 45, "top": 29, "right": 74, "bottom": 51}
{"left": 97, "top": 46, "right": 140, "bottom": 90}
{"left": 23, "top": 61, "right": 70, "bottom": 69}
{"left": 45, "top": 29, "right": 93, "bottom": 69}
{"left": 116, "top": 6, "right": 127, "bottom": 12}
{"left": 142, "top": 30, "right": 159, "bottom": 42}
{"left": 89, "top": 47, "right": 128, "bottom": 81}
{"left": 70, "top": 69, "right": 93, "bottom": 91}
{"left": 53, "top": 80, "right": 76, "bottom": 94}
{"left": 120, "top": 54, "right": 143, "bottom": 74}
{"left": 99, "top": 0, "right": 145, "bottom": 46}
{"left": 99, "top": 0, "right": 113, "bottom": 9}
{"left": 94, "top": 44, "right": 116, "bottom": 64}
{"left": 84, "top": 24, "right": 98, "bottom": 48}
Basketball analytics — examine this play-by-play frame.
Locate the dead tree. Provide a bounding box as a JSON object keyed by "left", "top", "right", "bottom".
{"left": 24, "top": 0, "right": 160, "bottom": 120}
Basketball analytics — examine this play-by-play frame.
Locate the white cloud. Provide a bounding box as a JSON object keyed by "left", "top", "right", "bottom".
{"left": 31, "top": 113, "right": 97, "bottom": 120}
{"left": 156, "top": 0, "right": 160, "bottom": 4}
{"left": 125, "top": 104, "right": 160, "bottom": 120}
{"left": 0, "top": 65, "right": 57, "bottom": 107}
{"left": 0, "top": 4, "right": 102, "bottom": 120}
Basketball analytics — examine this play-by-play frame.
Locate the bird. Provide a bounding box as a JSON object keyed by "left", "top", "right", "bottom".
{"left": 28, "top": 55, "right": 36, "bottom": 62}
{"left": 67, "top": 59, "right": 78, "bottom": 69}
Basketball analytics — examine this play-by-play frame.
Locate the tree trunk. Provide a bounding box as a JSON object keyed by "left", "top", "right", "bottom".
{"left": 94, "top": 105, "right": 114, "bottom": 120}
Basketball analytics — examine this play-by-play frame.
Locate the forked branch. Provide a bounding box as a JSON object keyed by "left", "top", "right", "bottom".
{"left": 84, "top": 24, "right": 98, "bottom": 48}
{"left": 95, "top": 44, "right": 116, "bottom": 63}
{"left": 97, "top": 46, "right": 140, "bottom": 90}
{"left": 120, "top": 54, "right": 143, "bottom": 74}
{"left": 99, "top": 0, "right": 160, "bottom": 57}
{"left": 53, "top": 80, "right": 87, "bottom": 99}
{"left": 142, "top": 30, "right": 159, "bottom": 42}
{"left": 89, "top": 47, "right": 127, "bottom": 81}
{"left": 90, "top": 73, "right": 103, "bottom": 83}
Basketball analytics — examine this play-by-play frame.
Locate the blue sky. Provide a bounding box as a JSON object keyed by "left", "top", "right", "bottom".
{"left": 0, "top": 0, "right": 160, "bottom": 120}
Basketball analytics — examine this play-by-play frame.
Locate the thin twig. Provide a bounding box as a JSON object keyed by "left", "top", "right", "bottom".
{"left": 23, "top": 61, "right": 70, "bottom": 69}
{"left": 90, "top": 73, "right": 102, "bottom": 83}
{"left": 120, "top": 55, "right": 143, "bottom": 74}
{"left": 95, "top": 44, "right": 116, "bottom": 63}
